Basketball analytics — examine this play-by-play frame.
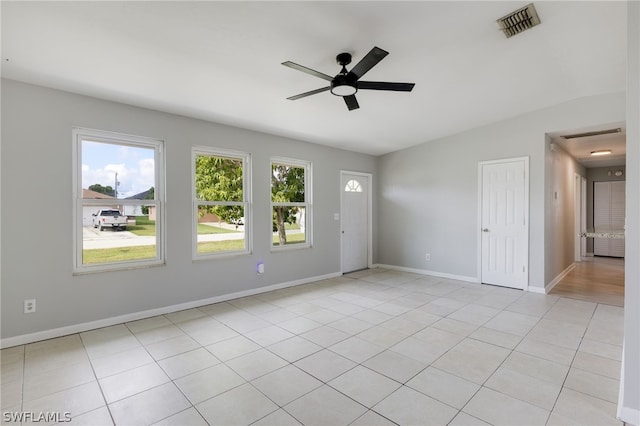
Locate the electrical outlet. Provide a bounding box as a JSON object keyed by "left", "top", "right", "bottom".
{"left": 425, "top": 253, "right": 431, "bottom": 261}
{"left": 24, "top": 299, "right": 36, "bottom": 314}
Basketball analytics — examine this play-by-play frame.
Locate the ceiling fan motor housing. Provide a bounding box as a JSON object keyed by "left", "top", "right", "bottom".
{"left": 336, "top": 52, "right": 352, "bottom": 66}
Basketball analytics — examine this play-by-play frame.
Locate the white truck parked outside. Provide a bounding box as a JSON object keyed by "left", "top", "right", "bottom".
{"left": 92, "top": 209, "right": 128, "bottom": 231}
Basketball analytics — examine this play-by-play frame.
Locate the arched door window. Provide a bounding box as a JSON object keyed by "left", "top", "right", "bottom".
{"left": 344, "top": 179, "right": 363, "bottom": 193}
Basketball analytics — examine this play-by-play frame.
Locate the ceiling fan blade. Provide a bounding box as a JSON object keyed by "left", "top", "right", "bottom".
{"left": 282, "top": 61, "right": 333, "bottom": 82}
{"left": 348, "top": 46, "right": 389, "bottom": 80}
{"left": 287, "top": 86, "right": 331, "bottom": 100}
{"left": 358, "top": 81, "right": 415, "bottom": 92}
{"left": 343, "top": 95, "right": 359, "bottom": 111}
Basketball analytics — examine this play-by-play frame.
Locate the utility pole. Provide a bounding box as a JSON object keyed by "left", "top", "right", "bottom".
{"left": 115, "top": 172, "right": 122, "bottom": 213}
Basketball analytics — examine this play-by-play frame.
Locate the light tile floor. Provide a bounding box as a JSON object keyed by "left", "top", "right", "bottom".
{"left": 1, "top": 269, "right": 624, "bottom": 425}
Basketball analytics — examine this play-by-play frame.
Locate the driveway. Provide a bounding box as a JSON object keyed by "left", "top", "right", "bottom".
{"left": 83, "top": 227, "right": 156, "bottom": 249}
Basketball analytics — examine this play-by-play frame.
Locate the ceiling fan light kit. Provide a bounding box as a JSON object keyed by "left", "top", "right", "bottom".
{"left": 330, "top": 73, "right": 358, "bottom": 97}
{"left": 282, "top": 46, "right": 415, "bottom": 111}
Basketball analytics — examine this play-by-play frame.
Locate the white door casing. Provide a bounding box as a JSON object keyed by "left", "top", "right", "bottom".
{"left": 341, "top": 172, "right": 371, "bottom": 273}
{"left": 479, "top": 157, "right": 529, "bottom": 290}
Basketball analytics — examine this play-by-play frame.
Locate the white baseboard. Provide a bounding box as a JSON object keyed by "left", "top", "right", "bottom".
{"left": 617, "top": 406, "right": 640, "bottom": 426}
{"left": 373, "top": 263, "right": 478, "bottom": 284}
{"left": 544, "top": 262, "right": 576, "bottom": 294}
{"left": 0, "top": 272, "right": 341, "bottom": 349}
{"left": 527, "top": 286, "right": 547, "bottom": 294}
{"left": 376, "top": 264, "right": 553, "bottom": 294}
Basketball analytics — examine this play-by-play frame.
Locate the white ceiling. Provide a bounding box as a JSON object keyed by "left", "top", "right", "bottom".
{"left": 1, "top": 1, "right": 627, "bottom": 157}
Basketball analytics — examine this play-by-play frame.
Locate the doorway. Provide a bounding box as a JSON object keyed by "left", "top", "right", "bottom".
{"left": 340, "top": 171, "right": 372, "bottom": 273}
{"left": 553, "top": 176, "right": 626, "bottom": 306}
{"left": 547, "top": 124, "right": 626, "bottom": 303}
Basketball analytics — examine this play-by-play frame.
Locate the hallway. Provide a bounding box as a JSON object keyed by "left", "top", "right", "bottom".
{"left": 550, "top": 257, "right": 624, "bottom": 307}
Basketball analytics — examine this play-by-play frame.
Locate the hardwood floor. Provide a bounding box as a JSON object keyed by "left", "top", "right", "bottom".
{"left": 550, "top": 256, "right": 625, "bottom": 307}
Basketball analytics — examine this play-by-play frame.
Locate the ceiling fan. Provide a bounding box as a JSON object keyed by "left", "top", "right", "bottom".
{"left": 282, "top": 46, "right": 415, "bottom": 111}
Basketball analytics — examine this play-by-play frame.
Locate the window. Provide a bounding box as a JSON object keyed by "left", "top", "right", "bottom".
{"left": 345, "top": 179, "right": 363, "bottom": 192}
{"left": 73, "top": 128, "right": 164, "bottom": 273}
{"left": 271, "top": 157, "right": 311, "bottom": 249}
{"left": 193, "top": 147, "right": 251, "bottom": 258}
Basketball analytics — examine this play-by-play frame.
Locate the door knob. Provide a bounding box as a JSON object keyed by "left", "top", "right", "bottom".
{"left": 482, "top": 228, "right": 489, "bottom": 232}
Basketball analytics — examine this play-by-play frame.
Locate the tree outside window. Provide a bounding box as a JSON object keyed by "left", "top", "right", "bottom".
{"left": 271, "top": 158, "right": 311, "bottom": 248}
{"left": 193, "top": 148, "right": 250, "bottom": 257}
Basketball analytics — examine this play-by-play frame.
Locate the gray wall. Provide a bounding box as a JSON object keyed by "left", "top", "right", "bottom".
{"left": 0, "top": 79, "right": 377, "bottom": 340}
{"left": 377, "top": 92, "right": 625, "bottom": 290}
{"left": 546, "top": 142, "right": 586, "bottom": 283}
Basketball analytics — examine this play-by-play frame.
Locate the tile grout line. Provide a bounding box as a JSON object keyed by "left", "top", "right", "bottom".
{"left": 78, "top": 333, "right": 116, "bottom": 425}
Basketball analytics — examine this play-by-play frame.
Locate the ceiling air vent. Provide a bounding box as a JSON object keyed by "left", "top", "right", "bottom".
{"left": 562, "top": 128, "right": 622, "bottom": 139}
{"left": 497, "top": 3, "right": 541, "bottom": 38}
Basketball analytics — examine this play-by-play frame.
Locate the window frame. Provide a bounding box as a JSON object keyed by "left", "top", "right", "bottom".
{"left": 72, "top": 127, "right": 165, "bottom": 274}
{"left": 270, "top": 156, "right": 312, "bottom": 251}
{"left": 192, "top": 146, "right": 252, "bottom": 260}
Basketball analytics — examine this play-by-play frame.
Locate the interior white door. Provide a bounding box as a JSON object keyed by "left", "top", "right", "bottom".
{"left": 480, "top": 159, "right": 528, "bottom": 289}
{"left": 341, "top": 173, "right": 369, "bottom": 273}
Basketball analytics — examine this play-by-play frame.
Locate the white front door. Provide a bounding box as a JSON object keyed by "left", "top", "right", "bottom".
{"left": 480, "top": 158, "right": 529, "bottom": 289}
{"left": 341, "top": 172, "right": 370, "bottom": 273}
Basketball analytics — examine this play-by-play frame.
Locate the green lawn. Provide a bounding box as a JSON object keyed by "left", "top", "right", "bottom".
{"left": 197, "top": 239, "right": 245, "bottom": 253}
{"left": 272, "top": 232, "right": 305, "bottom": 245}
{"left": 83, "top": 232, "right": 306, "bottom": 263}
{"left": 198, "top": 223, "right": 240, "bottom": 234}
{"left": 198, "top": 232, "right": 306, "bottom": 253}
{"left": 83, "top": 245, "right": 156, "bottom": 264}
{"left": 126, "top": 217, "right": 240, "bottom": 237}
{"left": 126, "top": 216, "right": 156, "bottom": 236}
